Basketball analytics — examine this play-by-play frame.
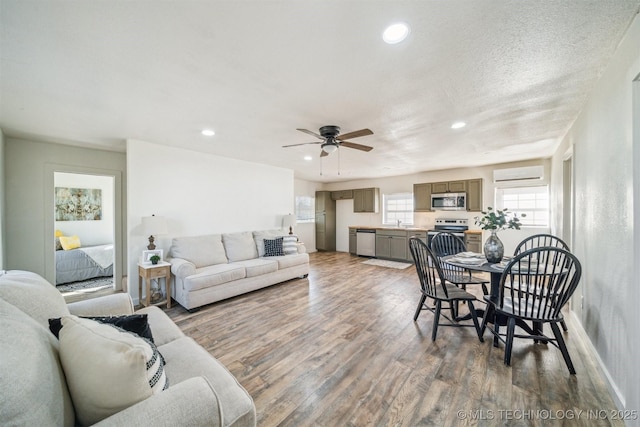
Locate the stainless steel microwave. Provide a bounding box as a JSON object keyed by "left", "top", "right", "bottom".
{"left": 431, "top": 192, "right": 467, "bottom": 211}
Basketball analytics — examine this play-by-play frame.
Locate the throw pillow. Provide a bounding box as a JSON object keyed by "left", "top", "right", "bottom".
{"left": 264, "top": 237, "right": 284, "bottom": 257}
{"left": 59, "top": 235, "right": 81, "bottom": 250}
{"left": 55, "top": 237, "right": 63, "bottom": 251}
{"left": 49, "top": 314, "right": 154, "bottom": 342}
{"left": 58, "top": 315, "right": 168, "bottom": 426}
{"left": 281, "top": 235, "right": 298, "bottom": 255}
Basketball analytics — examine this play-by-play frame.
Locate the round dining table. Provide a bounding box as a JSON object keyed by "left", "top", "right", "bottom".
{"left": 441, "top": 254, "right": 535, "bottom": 335}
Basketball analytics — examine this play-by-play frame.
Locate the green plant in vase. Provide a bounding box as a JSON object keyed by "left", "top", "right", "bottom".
{"left": 475, "top": 207, "right": 525, "bottom": 263}
{"left": 150, "top": 255, "right": 161, "bottom": 265}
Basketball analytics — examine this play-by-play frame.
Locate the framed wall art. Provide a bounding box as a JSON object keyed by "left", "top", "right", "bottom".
{"left": 55, "top": 187, "right": 102, "bottom": 221}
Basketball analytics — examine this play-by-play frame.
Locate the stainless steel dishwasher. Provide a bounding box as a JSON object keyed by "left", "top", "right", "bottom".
{"left": 356, "top": 228, "right": 376, "bottom": 257}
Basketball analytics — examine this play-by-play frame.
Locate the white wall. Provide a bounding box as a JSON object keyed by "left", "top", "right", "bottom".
{"left": 3, "top": 138, "right": 126, "bottom": 284}
{"left": 126, "top": 139, "right": 294, "bottom": 302}
{"left": 550, "top": 13, "right": 640, "bottom": 413}
{"left": 54, "top": 172, "right": 114, "bottom": 246}
{"left": 322, "top": 158, "right": 550, "bottom": 254}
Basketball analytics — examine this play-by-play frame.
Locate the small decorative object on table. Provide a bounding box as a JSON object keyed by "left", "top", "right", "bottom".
{"left": 150, "top": 255, "right": 161, "bottom": 265}
{"left": 475, "top": 207, "right": 525, "bottom": 263}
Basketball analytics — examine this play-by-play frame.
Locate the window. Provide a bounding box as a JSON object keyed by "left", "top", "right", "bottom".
{"left": 382, "top": 193, "right": 414, "bottom": 226}
{"left": 295, "top": 196, "right": 314, "bottom": 223}
{"left": 495, "top": 185, "right": 549, "bottom": 227}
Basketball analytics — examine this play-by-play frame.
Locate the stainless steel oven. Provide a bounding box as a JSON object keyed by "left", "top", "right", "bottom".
{"left": 427, "top": 218, "right": 469, "bottom": 247}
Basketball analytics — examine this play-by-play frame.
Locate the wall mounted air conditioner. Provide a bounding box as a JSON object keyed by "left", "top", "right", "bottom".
{"left": 493, "top": 165, "right": 544, "bottom": 183}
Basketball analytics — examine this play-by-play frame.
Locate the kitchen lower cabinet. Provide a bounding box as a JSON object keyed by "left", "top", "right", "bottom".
{"left": 465, "top": 232, "right": 482, "bottom": 253}
{"left": 349, "top": 228, "right": 357, "bottom": 254}
{"left": 375, "top": 229, "right": 407, "bottom": 261}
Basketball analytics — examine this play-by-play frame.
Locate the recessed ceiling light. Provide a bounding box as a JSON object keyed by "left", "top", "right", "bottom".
{"left": 201, "top": 129, "right": 215, "bottom": 136}
{"left": 383, "top": 22, "right": 410, "bottom": 44}
{"left": 304, "top": 156, "right": 312, "bottom": 161}
{"left": 451, "top": 122, "right": 466, "bottom": 129}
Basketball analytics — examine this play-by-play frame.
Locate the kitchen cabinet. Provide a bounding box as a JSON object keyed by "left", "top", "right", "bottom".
{"left": 315, "top": 191, "right": 336, "bottom": 251}
{"left": 466, "top": 178, "right": 483, "bottom": 211}
{"left": 375, "top": 229, "right": 407, "bottom": 261}
{"left": 432, "top": 180, "right": 467, "bottom": 193}
{"left": 413, "top": 178, "right": 482, "bottom": 211}
{"left": 465, "top": 232, "right": 482, "bottom": 253}
{"left": 353, "top": 188, "right": 379, "bottom": 213}
{"left": 349, "top": 228, "right": 357, "bottom": 254}
{"left": 413, "top": 183, "right": 432, "bottom": 212}
{"left": 331, "top": 190, "right": 354, "bottom": 200}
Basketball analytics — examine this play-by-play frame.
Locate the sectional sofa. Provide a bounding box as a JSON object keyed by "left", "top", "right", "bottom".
{"left": 169, "top": 230, "right": 309, "bottom": 310}
{"left": 0, "top": 270, "right": 256, "bottom": 426}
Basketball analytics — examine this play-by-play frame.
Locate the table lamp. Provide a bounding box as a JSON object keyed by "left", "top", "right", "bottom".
{"left": 142, "top": 215, "right": 168, "bottom": 250}
{"left": 282, "top": 213, "right": 296, "bottom": 235}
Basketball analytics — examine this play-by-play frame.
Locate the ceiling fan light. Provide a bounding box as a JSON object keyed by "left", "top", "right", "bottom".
{"left": 383, "top": 22, "right": 410, "bottom": 44}
{"left": 321, "top": 143, "right": 338, "bottom": 154}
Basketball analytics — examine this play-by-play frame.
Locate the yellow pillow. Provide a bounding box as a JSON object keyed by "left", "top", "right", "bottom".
{"left": 55, "top": 230, "right": 64, "bottom": 237}
{"left": 59, "top": 235, "right": 81, "bottom": 251}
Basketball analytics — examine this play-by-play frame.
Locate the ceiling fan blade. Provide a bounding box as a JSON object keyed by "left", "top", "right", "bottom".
{"left": 336, "top": 128, "right": 373, "bottom": 141}
{"left": 296, "top": 128, "right": 324, "bottom": 140}
{"left": 320, "top": 150, "right": 329, "bottom": 157}
{"left": 340, "top": 141, "right": 374, "bottom": 152}
{"left": 282, "top": 141, "right": 322, "bottom": 148}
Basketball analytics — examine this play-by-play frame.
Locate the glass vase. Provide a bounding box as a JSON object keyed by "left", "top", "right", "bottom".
{"left": 484, "top": 230, "right": 504, "bottom": 263}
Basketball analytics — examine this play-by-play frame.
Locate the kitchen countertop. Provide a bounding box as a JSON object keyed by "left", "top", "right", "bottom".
{"left": 349, "top": 226, "right": 429, "bottom": 232}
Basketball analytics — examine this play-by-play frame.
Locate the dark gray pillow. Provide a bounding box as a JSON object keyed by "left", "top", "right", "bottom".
{"left": 264, "top": 237, "right": 284, "bottom": 257}
{"left": 48, "top": 314, "right": 154, "bottom": 343}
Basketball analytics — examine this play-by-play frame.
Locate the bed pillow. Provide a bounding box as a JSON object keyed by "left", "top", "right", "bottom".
{"left": 58, "top": 315, "right": 168, "bottom": 426}
{"left": 55, "top": 237, "right": 63, "bottom": 251}
{"left": 59, "top": 235, "right": 81, "bottom": 250}
{"left": 48, "top": 314, "right": 154, "bottom": 343}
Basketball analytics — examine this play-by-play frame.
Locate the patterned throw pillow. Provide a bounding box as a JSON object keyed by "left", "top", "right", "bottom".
{"left": 58, "top": 315, "right": 168, "bottom": 426}
{"left": 281, "top": 235, "right": 298, "bottom": 255}
{"left": 264, "top": 237, "right": 284, "bottom": 257}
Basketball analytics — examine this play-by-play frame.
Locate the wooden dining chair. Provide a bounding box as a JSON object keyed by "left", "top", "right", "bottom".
{"left": 409, "top": 237, "right": 484, "bottom": 342}
{"left": 481, "top": 247, "right": 582, "bottom": 374}
{"left": 430, "top": 232, "right": 489, "bottom": 295}
{"left": 514, "top": 233, "right": 571, "bottom": 331}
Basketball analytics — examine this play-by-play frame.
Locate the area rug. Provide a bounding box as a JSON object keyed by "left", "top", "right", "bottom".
{"left": 361, "top": 259, "right": 412, "bottom": 269}
{"left": 57, "top": 276, "right": 114, "bottom": 294}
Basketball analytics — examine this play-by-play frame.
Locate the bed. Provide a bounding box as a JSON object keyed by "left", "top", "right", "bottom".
{"left": 55, "top": 244, "right": 114, "bottom": 285}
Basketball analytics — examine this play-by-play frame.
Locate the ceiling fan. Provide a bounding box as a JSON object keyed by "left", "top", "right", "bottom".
{"left": 282, "top": 125, "right": 374, "bottom": 157}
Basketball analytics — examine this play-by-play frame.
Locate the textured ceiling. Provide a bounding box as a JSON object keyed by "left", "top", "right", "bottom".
{"left": 1, "top": 1, "right": 639, "bottom": 182}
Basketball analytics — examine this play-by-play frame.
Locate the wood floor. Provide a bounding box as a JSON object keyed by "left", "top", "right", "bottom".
{"left": 165, "top": 251, "right": 622, "bottom": 426}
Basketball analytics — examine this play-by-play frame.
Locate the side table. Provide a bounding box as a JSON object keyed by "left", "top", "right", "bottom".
{"left": 138, "top": 261, "right": 171, "bottom": 309}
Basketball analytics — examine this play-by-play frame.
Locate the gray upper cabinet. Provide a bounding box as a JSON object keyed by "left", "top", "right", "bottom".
{"left": 331, "top": 190, "right": 354, "bottom": 200}
{"left": 414, "top": 178, "right": 482, "bottom": 211}
{"left": 466, "top": 178, "right": 483, "bottom": 211}
{"left": 353, "top": 188, "right": 379, "bottom": 213}
{"left": 413, "top": 183, "right": 432, "bottom": 212}
{"left": 432, "top": 180, "right": 467, "bottom": 193}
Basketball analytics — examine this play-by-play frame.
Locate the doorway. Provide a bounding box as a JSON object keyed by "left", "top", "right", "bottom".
{"left": 53, "top": 172, "right": 115, "bottom": 294}
{"left": 44, "top": 164, "right": 124, "bottom": 294}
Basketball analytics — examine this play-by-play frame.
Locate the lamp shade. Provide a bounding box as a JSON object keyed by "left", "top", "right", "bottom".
{"left": 282, "top": 214, "right": 296, "bottom": 235}
{"left": 142, "top": 215, "right": 168, "bottom": 236}
{"left": 282, "top": 214, "right": 296, "bottom": 228}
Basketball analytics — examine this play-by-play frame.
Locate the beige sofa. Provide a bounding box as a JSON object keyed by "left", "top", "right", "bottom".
{"left": 169, "top": 230, "right": 309, "bottom": 310}
{"left": 0, "top": 270, "right": 256, "bottom": 427}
